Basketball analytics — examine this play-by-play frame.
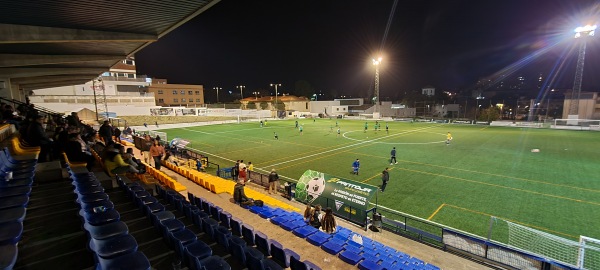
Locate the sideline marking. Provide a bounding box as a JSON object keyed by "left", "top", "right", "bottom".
{"left": 394, "top": 167, "right": 600, "bottom": 206}
{"left": 362, "top": 168, "right": 394, "bottom": 183}
{"left": 267, "top": 126, "right": 437, "bottom": 168}
{"left": 428, "top": 203, "right": 446, "bottom": 220}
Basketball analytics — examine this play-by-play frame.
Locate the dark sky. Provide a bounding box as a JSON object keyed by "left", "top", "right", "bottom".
{"left": 136, "top": 0, "right": 600, "bottom": 102}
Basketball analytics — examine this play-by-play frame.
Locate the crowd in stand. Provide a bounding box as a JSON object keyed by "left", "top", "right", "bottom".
{"left": 304, "top": 204, "right": 337, "bottom": 234}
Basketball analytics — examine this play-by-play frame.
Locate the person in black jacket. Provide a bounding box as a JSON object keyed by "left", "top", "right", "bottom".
{"left": 24, "top": 115, "right": 53, "bottom": 162}
{"left": 98, "top": 120, "right": 113, "bottom": 145}
{"left": 65, "top": 133, "right": 95, "bottom": 170}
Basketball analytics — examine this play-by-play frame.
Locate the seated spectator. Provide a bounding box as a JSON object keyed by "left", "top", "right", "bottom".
{"left": 309, "top": 205, "right": 322, "bottom": 229}
{"left": 24, "top": 115, "right": 53, "bottom": 162}
{"left": 321, "top": 207, "right": 337, "bottom": 233}
{"left": 233, "top": 182, "right": 253, "bottom": 206}
{"left": 114, "top": 127, "right": 121, "bottom": 143}
{"left": 65, "top": 133, "right": 95, "bottom": 171}
{"left": 303, "top": 204, "right": 313, "bottom": 223}
{"left": 104, "top": 147, "right": 139, "bottom": 176}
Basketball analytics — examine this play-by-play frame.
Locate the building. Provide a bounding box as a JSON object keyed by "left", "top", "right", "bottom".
{"left": 422, "top": 86, "right": 435, "bottom": 96}
{"left": 148, "top": 83, "right": 204, "bottom": 107}
{"left": 562, "top": 92, "right": 600, "bottom": 119}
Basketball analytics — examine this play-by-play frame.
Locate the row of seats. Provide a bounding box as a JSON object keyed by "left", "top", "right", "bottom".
{"left": 184, "top": 190, "right": 321, "bottom": 270}
{"left": 143, "top": 161, "right": 187, "bottom": 191}
{"left": 163, "top": 160, "right": 300, "bottom": 212}
{"left": 0, "top": 137, "right": 39, "bottom": 269}
{"left": 117, "top": 178, "right": 231, "bottom": 270}
{"left": 0, "top": 124, "right": 15, "bottom": 142}
{"left": 243, "top": 204, "right": 440, "bottom": 270}
{"left": 69, "top": 167, "right": 151, "bottom": 270}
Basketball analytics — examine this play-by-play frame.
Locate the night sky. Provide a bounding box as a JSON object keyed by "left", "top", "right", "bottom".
{"left": 135, "top": 0, "right": 600, "bottom": 102}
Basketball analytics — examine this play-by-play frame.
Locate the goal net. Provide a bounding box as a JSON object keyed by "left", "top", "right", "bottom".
{"left": 553, "top": 119, "right": 600, "bottom": 131}
{"left": 489, "top": 218, "right": 600, "bottom": 268}
{"left": 579, "top": 236, "right": 600, "bottom": 270}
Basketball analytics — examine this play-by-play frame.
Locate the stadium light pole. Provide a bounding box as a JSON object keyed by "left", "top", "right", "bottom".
{"left": 372, "top": 56, "right": 382, "bottom": 114}
{"left": 213, "top": 87, "right": 222, "bottom": 103}
{"left": 270, "top": 83, "right": 281, "bottom": 105}
{"left": 252, "top": 91, "right": 260, "bottom": 100}
{"left": 568, "top": 24, "right": 596, "bottom": 120}
{"left": 236, "top": 85, "right": 245, "bottom": 99}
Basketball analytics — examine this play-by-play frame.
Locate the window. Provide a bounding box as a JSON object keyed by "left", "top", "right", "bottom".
{"left": 123, "top": 59, "right": 134, "bottom": 65}
{"left": 157, "top": 90, "right": 163, "bottom": 94}
{"left": 158, "top": 98, "right": 164, "bottom": 103}
{"left": 181, "top": 98, "right": 186, "bottom": 102}
{"left": 173, "top": 98, "right": 178, "bottom": 102}
{"left": 196, "top": 99, "right": 201, "bottom": 102}
{"left": 195, "top": 91, "right": 200, "bottom": 95}
{"left": 180, "top": 90, "right": 185, "bottom": 95}
{"left": 188, "top": 91, "right": 193, "bottom": 95}
{"left": 172, "top": 90, "right": 177, "bottom": 95}
{"left": 336, "top": 108, "right": 339, "bottom": 111}
{"left": 127, "top": 73, "right": 135, "bottom": 78}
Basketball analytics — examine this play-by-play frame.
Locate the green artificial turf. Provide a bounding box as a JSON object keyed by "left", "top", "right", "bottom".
{"left": 159, "top": 119, "right": 600, "bottom": 242}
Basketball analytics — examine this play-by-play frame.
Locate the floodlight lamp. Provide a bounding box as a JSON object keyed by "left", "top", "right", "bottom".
{"left": 574, "top": 24, "right": 597, "bottom": 38}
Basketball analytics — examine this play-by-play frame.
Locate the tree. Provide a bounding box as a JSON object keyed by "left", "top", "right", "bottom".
{"left": 274, "top": 102, "right": 286, "bottom": 111}
{"left": 246, "top": 102, "right": 256, "bottom": 109}
{"left": 259, "top": 102, "right": 269, "bottom": 110}
{"left": 478, "top": 106, "right": 501, "bottom": 122}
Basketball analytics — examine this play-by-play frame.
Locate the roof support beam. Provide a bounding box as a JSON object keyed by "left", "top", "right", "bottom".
{"left": 11, "top": 75, "right": 98, "bottom": 84}
{"left": 0, "top": 68, "right": 106, "bottom": 78}
{"left": 0, "top": 24, "right": 157, "bottom": 44}
{"left": 20, "top": 80, "right": 92, "bottom": 90}
{"left": 0, "top": 54, "right": 126, "bottom": 68}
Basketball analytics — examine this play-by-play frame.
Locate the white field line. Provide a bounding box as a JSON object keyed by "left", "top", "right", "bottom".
{"left": 266, "top": 125, "right": 438, "bottom": 168}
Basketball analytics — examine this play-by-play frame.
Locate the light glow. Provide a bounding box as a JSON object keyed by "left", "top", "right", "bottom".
{"left": 574, "top": 24, "right": 596, "bottom": 38}
{"left": 372, "top": 57, "right": 382, "bottom": 65}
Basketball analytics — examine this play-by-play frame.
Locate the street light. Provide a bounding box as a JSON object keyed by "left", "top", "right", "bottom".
{"left": 372, "top": 56, "right": 382, "bottom": 113}
{"left": 252, "top": 91, "right": 260, "bottom": 100}
{"left": 270, "top": 83, "right": 281, "bottom": 105}
{"left": 213, "top": 87, "right": 222, "bottom": 103}
{"left": 236, "top": 85, "right": 246, "bottom": 99}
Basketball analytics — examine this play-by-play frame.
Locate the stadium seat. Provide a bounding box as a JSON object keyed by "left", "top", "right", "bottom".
{"left": 184, "top": 240, "right": 213, "bottom": 270}
{"left": 0, "top": 195, "right": 29, "bottom": 210}
{"left": 289, "top": 255, "right": 307, "bottom": 270}
{"left": 202, "top": 218, "right": 219, "bottom": 240}
{"left": 82, "top": 208, "right": 120, "bottom": 226}
{"left": 229, "top": 235, "right": 248, "bottom": 264}
{"left": 151, "top": 211, "right": 175, "bottom": 228}
{"left": 244, "top": 246, "right": 265, "bottom": 270}
{"left": 306, "top": 231, "right": 331, "bottom": 246}
{"left": 219, "top": 211, "right": 232, "bottom": 229}
{"left": 292, "top": 225, "right": 318, "bottom": 239}
{"left": 215, "top": 226, "right": 232, "bottom": 250}
{"left": 321, "top": 240, "right": 344, "bottom": 255}
{"left": 0, "top": 186, "right": 31, "bottom": 198}
{"left": 96, "top": 251, "right": 151, "bottom": 270}
{"left": 270, "top": 240, "right": 300, "bottom": 268}
{"left": 280, "top": 220, "right": 305, "bottom": 231}
{"left": 0, "top": 244, "right": 18, "bottom": 270}
{"left": 0, "top": 222, "right": 23, "bottom": 245}
{"left": 254, "top": 231, "right": 270, "bottom": 256}
{"left": 89, "top": 234, "right": 138, "bottom": 259}
{"left": 194, "top": 255, "right": 231, "bottom": 270}
{"left": 241, "top": 224, "right": 256, "bottom": 246}
{"left": 270, "top": 215, "right": 292, "bottom": 226}
{"left": 171, "top": 229, "right": 198, "bottom": 258}
{"left": 192, "top": 209, "right": 209, "bottom": 228}
{"left": 339, "top": 250, "right": 364, "bottom": 265}
{"left": 0, "top": 207, "right": 26, "bottom": 223}
{"left": 84, "top": 221, "right": 129, "bottom": 240}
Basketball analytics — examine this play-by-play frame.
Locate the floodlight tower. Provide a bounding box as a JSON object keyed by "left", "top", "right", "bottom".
{"left": 372, "top": 56, "right": 382, "bottom": 113}
{"left": 568, "top": 24, "right": 596, "bottom": 118}
{"left": 236, "top": 85, "right": 245, "bottom": 99}
{"left": 270, "top": 83, "right": 281, "bottom": 105}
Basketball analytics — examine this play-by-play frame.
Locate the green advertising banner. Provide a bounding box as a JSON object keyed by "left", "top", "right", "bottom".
{"left": 295, "top": 170, "right": 377, "bottom": 224}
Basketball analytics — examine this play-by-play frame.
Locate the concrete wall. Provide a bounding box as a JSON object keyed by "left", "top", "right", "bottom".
{"left": 309, "top": 101, "right": 340, "bottom": 114}
{"left": 285, "top": 101, "right": 310, "bottom": 112}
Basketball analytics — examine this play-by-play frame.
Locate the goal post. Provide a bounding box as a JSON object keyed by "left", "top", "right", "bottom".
{"left": 553, "top": 119, "right": 600, "bottom": 130}
{"left": 579, "top": 236, "right": 600, "bottom": 270}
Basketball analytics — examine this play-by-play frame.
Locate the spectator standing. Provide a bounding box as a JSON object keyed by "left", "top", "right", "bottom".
{"left": 98, "top": 120, "right": 113, "bottom": 145}
{"left": 232, "top": 160, "right": 240, "bottom": 181}
{"left": 149, "top": 140, "right": 165, "bottom": 169}
{"left": 238, "top": 167, "right": 247, "bottom": 185}
{"left": 141, "top": 135, "right": 152, "bottom": 164}
{"left": 381, "top": 168, "right": 390, "bottom": 192}
{"left": 321, "top": 207, "right": 337, "bottom": 233}
{"left": 247, "top": 162, "right": 254, "bottom": 171}
{"left": 113, "top": 127, "right": 121, "bottom": 143}
{"left": 24, "top": 115, "right": 53, "bottom": 162}
{"left": 268, "top": 169, "right": 279, "bottom": 195}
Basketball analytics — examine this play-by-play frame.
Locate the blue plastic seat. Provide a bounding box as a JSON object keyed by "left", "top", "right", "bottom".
{"left": 306, "top": 231, "right": 331, "bottom": 246}
{"left": 184, "top": 204, "right": 200, "bottom": 219}
{"left": 215, "top": 226, "right": 232, "bottom": 249}
{"left": 84, "top": 221, "right": 128, "bottom": 240}
{"left": 0, "top": 243, "right": 18, "bottom": 270}
{"left": 270, "top": 215, "right": 291, "bottom": 226}
{"left": 289, "top": 255, "right": 307, "bottom": 270}
{"left": 81, "top": 200, "right": 114, "bottom": 213}
{"left": 254, "top": 231, "right": 270, "bottom": 256}
{"left": 0, "top": 178, "right": 33, "bottom": 188}
{"left": 96, "top": 250, "right": 151, "bottom": 270}
{"left": 202, "top": 218, "right": 219, "bottom": 240}
{"left": 241, "top": 224, "right": 255, "bottom": 246}
{"left": 160, "top": 218, "right": 185, "bottom": 241}
{"left": 292, "top": 225, "right": 318, "bottom": 239}
{"left": 90, "top": 234, "right": 138, "bottom": 259}
{"left": 151, "top": 211, "right": 175, "bottom": 227}
{"left": 229, "top": 235, "right": 248, "bottom": 264}
{"left": 75, "top": 185, "right": 104, "bottom": 195}
{"left": 209, "top": 204, "right": 222, "bottom": 221}
{"left": 77, "top": 192, "right": 109, "bottom": 204}
{"left": 270, "top": 240, "right": 300, "bottom": 268}
{"left": 0, "top": 207, "right": 26, "bottom": 223}
{"left": 0, "top": 222, "right": 22, "bottom": 245}
{"left": 321, "top": 240, "right": 344, "bottom": 255}
{"left": 171, "top": 229, "right": 198, "bottom": 258}
{"left": 192, "top": 210, "right": 209, "bottom": 228}
{"left": 343, "top": 244, "right": 362, "bottom": 254}
{"left": 219, "top": 211, "right": 232, "bottom": 229}
{"left": 280, "top": 220, "right": 305, "bottom": 231}
{"left": 195, "top": 255, "right": 231, "bottom": 270}
{"left": 244, "top": 246, "right": 265, "bottom": 270}
{"left": 83, "top": 208, "right": 120, "bottom": 226}
{"left": 248, "top": 205, "right": 263, "bottom": 214}
{"left": 230, "top": 217, "right": 243, "bottom": 236}
{"left": 304, "top": 260, "right": 321, "bottom": 270}
{"left": 0, "top": 195, "right": 29, "bottom": 210}
{"left": 187, "top": 192, "right": 195, "bottom": 203}
{"left": 184, "top": 240, "right": 213, "bottom": 270}
{"left": 339, "top": 250, "right": 364, "bottom": 265}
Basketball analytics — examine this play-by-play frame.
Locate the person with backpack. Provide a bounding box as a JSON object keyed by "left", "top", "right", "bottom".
{"left": 310, "top": 205, "right": 322, "bottom": 229}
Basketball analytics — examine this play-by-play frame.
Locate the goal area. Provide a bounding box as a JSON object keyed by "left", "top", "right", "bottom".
{"left": 553, "top": 119, "right": 600, "bottom": 131}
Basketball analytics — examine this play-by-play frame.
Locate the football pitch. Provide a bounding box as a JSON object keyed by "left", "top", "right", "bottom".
{"left": 159, "top": 119, "right": 600, "bottom": 241}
